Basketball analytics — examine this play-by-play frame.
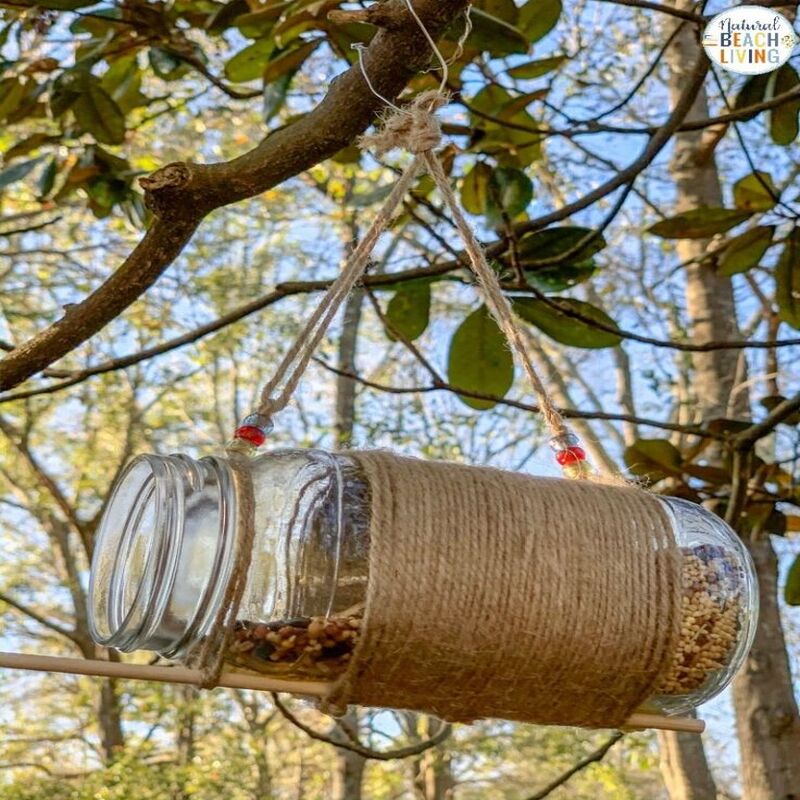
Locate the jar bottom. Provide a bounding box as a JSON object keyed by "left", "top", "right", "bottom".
{"left": 648, "top": 544, "right": 745, "bottom": 712}
{"left": 223, "top": 605, "right": 364, "bottom": 681}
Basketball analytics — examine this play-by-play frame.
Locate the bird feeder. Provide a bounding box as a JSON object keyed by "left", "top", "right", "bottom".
{"left": 86, "top": 448, "right": 758, "bottom": 731}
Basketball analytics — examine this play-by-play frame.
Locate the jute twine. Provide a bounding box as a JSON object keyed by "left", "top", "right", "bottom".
{"left": 325, "top": 451, "right": 682, "bottom": 728}
{"left": 185, "top": 456, "right": 256, "bottom": 688}
{"left": 248, "top": 88, "right": 576, "bottom": 450}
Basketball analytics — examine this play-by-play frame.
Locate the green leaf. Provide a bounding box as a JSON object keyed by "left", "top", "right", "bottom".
{"left": 507, "top": 55, "right": 567, "bottom": 79}
{"left": 460, "top": 161, "right": 493, "bottom": 215}
{"left": 385, "top": 282, "right": 431, "bottom": 342}
{"left": 470, "top": 83, "right": 513, "bottom": 116}
{"left": 69, "top": 6, "right": 121, "bottom": 35}
{"left": 50, "top": 69, "right": 87, "bottom": 117}
{"left": 776, "top": 230, "right": 800, "bottom": 329}
{"left": 85, "top": 175, "right": 129, "bottom": 214}
{"left": 769, "top": 64, "right": 800, "bottom": 146}
{"left": 516, "top": 227, "right": 605, "bottom": 292}
{"left": 525, "top": 262, "right": 597, "bottom": 292}
{"left": 734, "top": 73, "right": 769, "bottom": 121}
{"left": 263, "top": 71, "right": 293, "bottom": 121}
{"left": 514, "top": 296, "right": 622, "bottom": 348}
{"left": 470, "top": 84, "right": 542, "bottom": 167}
{"left": 718, "top": 225, "right": 775, "bottom": 275}
{"left": 648, "top": 208, "right": 752, "bottom": 239}
{"left": 785, "top": 554, "right": 800, "bottom": 606}
{"left": 4, "top": 133, "right": 55, "bottom": 161}
{"left": 149, "top": 47, "right": 188, "bottom": 80}
{"left": 474, "top": 0, "right": 519, "bottom": 23}
{"left": 72, "top": 84, "right": 125, "bottom": 145}
{"left": 733, "top": 171, "right": 778, "bottom": 212}
{"left": 0, "top": 77, "right": 26, "bottom": 121}
{"left": 330, "top": 144, "right": 361, "bottom": 164}
{"left": 468, "top": 8, "right": 529, "bottom": 56}
{"left": 262, "top": 40, "right": 319, "bottom": 82}
{"left": 447, "top": 306, "right": 514, "bottom": 410}
{"left": 37, "top": 156, "right": 58, "bottom": 199}
{"left": 206, "top": 0, "right": 249, "bottom": 34}
{"left": 351, "top": 183, "right": 394, "bottom": 208}
{"left": 224, "top": 38, "right": 275, "bottom": 82}
{"left": 485, "top": 166, "right": 533, "bottom": 226}
{"left": 624, "top": 438, "right": 683, "bottom": 483}
{"left": 0, "top": 156, "right": 46, "bottom": 191}
{"left": 235, "top": 7, "right": 282, "bottom": 38}
{"left": 518, "top": 0, "right": 562, "bottom": 43}
{"left": 706, "top": 418, "right": 752, "bottom": 437}
{"left": 102, "top": 55, "right": 146, "bottom": 113}
{"left": 518, "top": 226, "right": 606, "bottom": 263}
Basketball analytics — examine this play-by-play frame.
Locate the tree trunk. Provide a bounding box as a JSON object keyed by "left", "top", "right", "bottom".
{"left": 663, "top": 4, "right": 800, "bottom": 798}
{"left": 176, "top": 686, "right": 197, "bottom": 765}
{"left": 98, "top": 677, "right": 125, "bottom": 762}
{"left": 331, "top": 226, "right": 366, "bottom": 799}
{"left": 664, "top": 9, "right": 741, "bottom": 419}
{"left": 658, "top": 726, "right": 719, "bottom": 800}
{"left": 659, "top": 2, "right": 733, "bottom": 797}
{"left": 331, "top": 726, "right": 367, "bottom": 800}
{"left": 412, "top": 718, "right": 455, "bottom": 800}
{"left": 253, "top": 746, "right": 273, "bottom": 800}
{"left": 732, "top": 537, "right": 800, "bottom": 800}
{"left": 335, "top": 288, "right": 364, "bottom": 449}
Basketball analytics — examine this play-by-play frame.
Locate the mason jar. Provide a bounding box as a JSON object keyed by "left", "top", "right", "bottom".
{"left": 648, "top": 496, "right": 758, "bottom": 715}
{"left": 89, "top": 450, "right": 370, "bottom": 682}
{"left": 88, "top": 450, "right": 757, "bottom": 713}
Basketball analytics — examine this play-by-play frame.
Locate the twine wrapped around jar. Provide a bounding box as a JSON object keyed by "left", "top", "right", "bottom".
{"left": 325, "top": 451, "right": 682, "bottom": 729}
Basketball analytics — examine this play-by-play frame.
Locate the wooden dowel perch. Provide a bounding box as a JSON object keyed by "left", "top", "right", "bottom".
{"left": 0, "top": 652, "right": 705, "bottom": 734}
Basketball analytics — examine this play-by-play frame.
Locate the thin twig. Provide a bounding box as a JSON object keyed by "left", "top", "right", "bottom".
{"left": 271, "top": 693, "right": 452, "bottom": 760}
{"left": 312, "top": 357, "right": 722, "bottom": 439}
{"left": 523, "top": 732, "right": 625, "bottom": 800}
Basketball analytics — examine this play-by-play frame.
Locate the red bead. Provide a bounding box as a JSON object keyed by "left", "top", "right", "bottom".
{"left": 234, "top": 425, "right": 267, "bottom": 447}
{"left": 555, "top": 446, "right": 586, "bottom": 465}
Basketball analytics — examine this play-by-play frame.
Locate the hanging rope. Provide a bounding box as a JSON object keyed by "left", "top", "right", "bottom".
{"left": 228, "top": 0, "right": 595, "bottom": 480}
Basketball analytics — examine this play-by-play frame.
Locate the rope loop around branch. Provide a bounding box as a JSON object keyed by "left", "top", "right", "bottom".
{"left": 359, "top": 90, "right": 448, "bottom": 156}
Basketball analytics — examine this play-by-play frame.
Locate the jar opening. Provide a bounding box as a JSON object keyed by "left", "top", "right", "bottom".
{"left": 88, "top": 454, "right": 238, "bottom": 658}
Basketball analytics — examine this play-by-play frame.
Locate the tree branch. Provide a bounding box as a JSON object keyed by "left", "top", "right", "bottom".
{"left": 271, "top": 693, "right": 451, "bottom": 760}
{"left": 0, "top": 0, "right": 471, "bottom": 392}
{"left": 312, "top": 357, "right": 723, "bottom": 439}
{"left": 733, "top": 390, "right": 800, "bottom": 450}
{"left": 0, "top": 263, "right": 459, "bottom": 405}
{"left": 0, "top": 591, "right": 78, "bottom": 644}
{"left": 523, "top": 732, "right": 625, "bottom": 800}
{"left": 591, "top": 0, "right": 704, "bottom": 23}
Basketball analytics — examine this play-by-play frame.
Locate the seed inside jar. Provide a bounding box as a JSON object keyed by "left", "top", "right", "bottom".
{"left": 225, "top": 614, "right": 362, "bottom": 680}
{"left": 655, "top": 545, "right": 744, "bottom": 696}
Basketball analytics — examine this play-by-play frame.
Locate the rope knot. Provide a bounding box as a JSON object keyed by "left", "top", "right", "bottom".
{"left": 360, "top": 90, "right": 448, "bottom": 156}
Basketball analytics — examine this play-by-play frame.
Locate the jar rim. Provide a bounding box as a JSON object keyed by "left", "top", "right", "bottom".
{"left": 88, "top": 453, "right": 237, "bottom": 656}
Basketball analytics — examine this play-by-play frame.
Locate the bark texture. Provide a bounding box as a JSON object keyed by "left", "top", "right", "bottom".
{"left": 331, "top": 230, "right": 366, "bottom": 799}
{"left": 411, "top": 717, "right": 455, "bottom": 800}
{"left": 664, "top": 4, "right": 800, "bottom": 799}
{"left": 658, "top": 727, "right": 719, "bottom": 800}
{"left": 97, "top": 677, "right": 125, "bottom": 761}
{"left": 0, "top": 0, "right": 471, "bottom": 392}
{"left": 733, "top": 537, "right": 800, "bottom": 800}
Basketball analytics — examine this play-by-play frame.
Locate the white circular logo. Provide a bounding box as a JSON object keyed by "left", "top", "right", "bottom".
{"left": 702, "top": 5, "right": 797, "bottom": 75}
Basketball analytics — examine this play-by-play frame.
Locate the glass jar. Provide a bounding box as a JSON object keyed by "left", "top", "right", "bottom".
{"left": 88, "top": 450, "right": 757, "bottom": 713}
{"left": 89, "top": 450, "right": 370, "bottom": 681}
{"left": 649, "top": 496, "right": 758, "bottom": 715}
